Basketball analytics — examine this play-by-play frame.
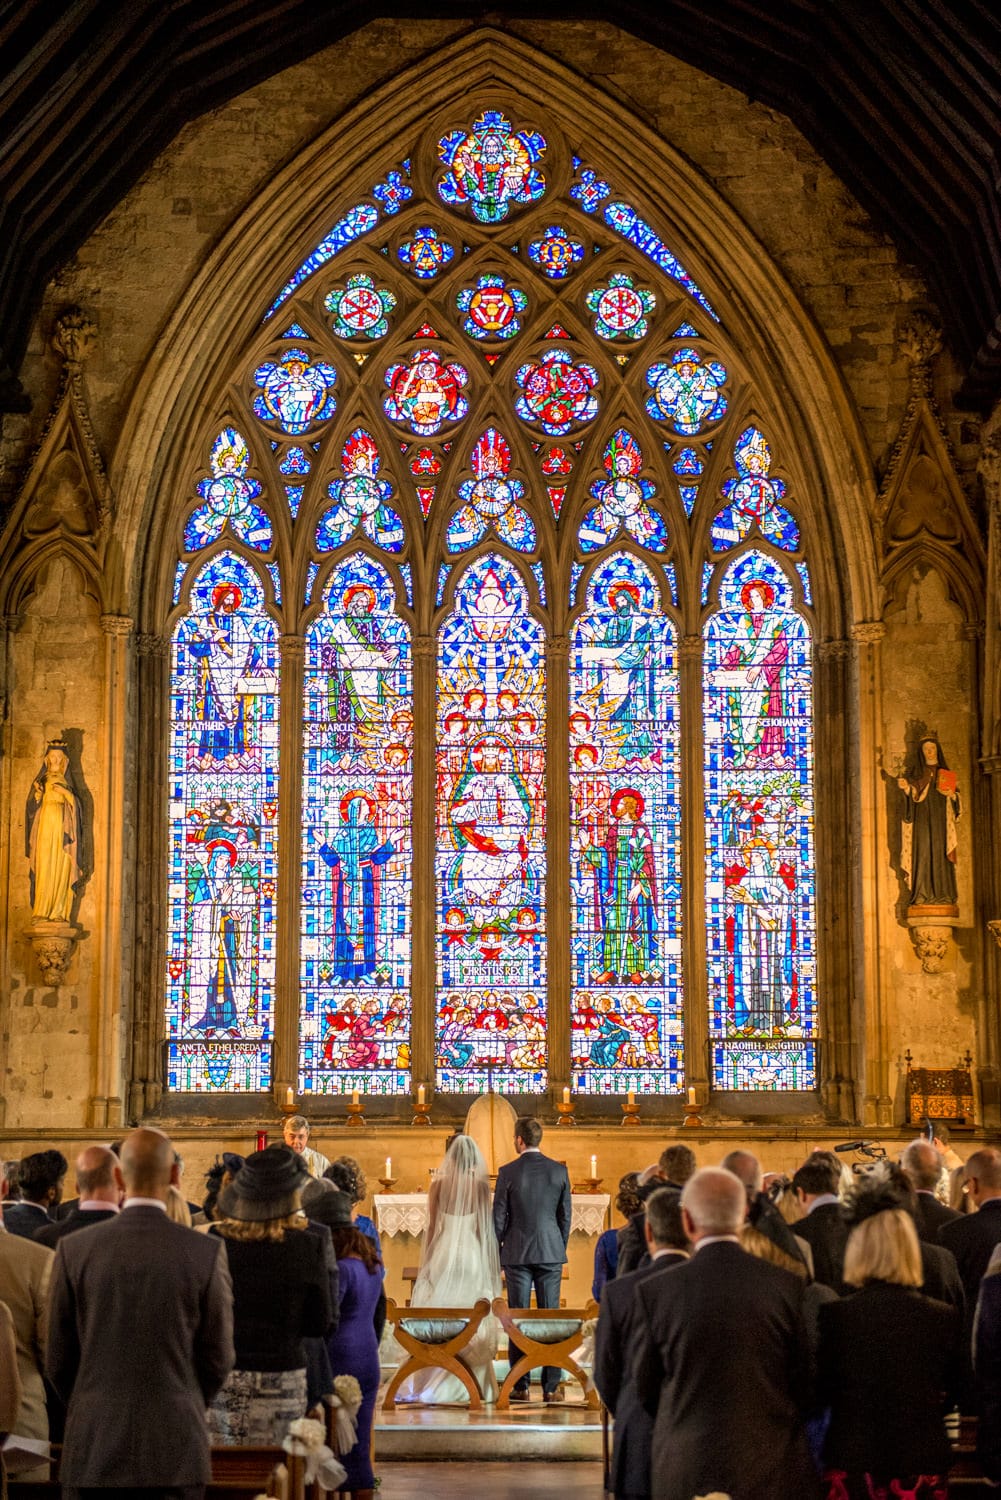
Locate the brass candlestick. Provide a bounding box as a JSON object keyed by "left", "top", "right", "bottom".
{"left": 555, "top": 1100, "right": 576, "bottom": 1126}
{"left": 573, "top": 1176, "right": 603, "bottom": 1193}
{"left": 345, "top": 1100, "right": 366, "bottom": 1127}
{"left": 683, "top": 1107, "right": 703, "bottom": 1128}
{"left": 621, "top": 1099, "right": 641, "bottom": 1126}
{"left": 411, "top": 1100, "right": 432, "bottom": 1127}
{"left": 378, "top": 1176, "right": 398, "bottom": 1193}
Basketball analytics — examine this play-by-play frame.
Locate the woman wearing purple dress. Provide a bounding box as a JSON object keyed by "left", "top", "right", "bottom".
{"left": 323, "top": 1189, "right": 382, "bottom": 1500}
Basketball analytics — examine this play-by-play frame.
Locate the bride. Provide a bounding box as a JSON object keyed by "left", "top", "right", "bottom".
{"left": 396, "top": 1134, "right": 502, "bottom": 1404}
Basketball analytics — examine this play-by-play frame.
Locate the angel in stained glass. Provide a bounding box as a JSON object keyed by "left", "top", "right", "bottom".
{"left": 579, "top": 430, "right": 667, "bottom": 551}
{"left": 317, "top": 429, "right": 404, "bottom": 552}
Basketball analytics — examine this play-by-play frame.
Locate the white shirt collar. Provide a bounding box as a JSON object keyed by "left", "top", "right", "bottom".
{"left": 807, "top": 1194, "right": 840, "bottom": 1213}
{"left": 651, "top": 1246, "right": 688, "bottom": 1261}
{"left": 122, "top": 1197, "right": 167, "bottom": 1212}
{"left": 78, "top": 1200, "right": 120, "bottom": 1214}
{"left": 520, "top": 1147, "right": 542, "bottom": 1154}
{"left": 692, "top": 1234, "right": 741, "bottom": 1252}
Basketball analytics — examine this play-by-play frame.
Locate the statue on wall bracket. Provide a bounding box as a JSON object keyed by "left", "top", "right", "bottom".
{"left": 896, "top": 732, "right": 960, "bottom": 973}
{"left": 25, "top": 739, "right": 83, "bottom": 985}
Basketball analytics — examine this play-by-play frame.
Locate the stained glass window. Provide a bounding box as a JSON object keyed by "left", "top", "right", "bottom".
{"left": 515, "top": 351, "right": 599, "bottom": 434}
{"left": 185, "top": 428, "right": 272, "bottom": 553}
{"left": 325, "top": 275, "right": 397, "bottom": 340}
{"left": 646, "top": 348, "right": 728, "bottom": 434}
{"left": 437, "top": 111, "right": 546, "bottom": 223}
{"left": 316, "top": 429, "right": 405, "bottom": 552}
{"left": 570, "top": 554, "right": 683, "bottom": 1094}
{"left": 300, "top": 557, "right": 413, "bottom": 1095}
{"left": 166, "top": 553, "right": 279, "bottom": 1092}
{"left": 711, "top": 426, "right": 799, "bottom": 551}
{"left": 457, "top": 274, "right": 528, "bottom": 340}
{"left": 435, "top": 556, "right": 547, "bottom": 1092}
{"left": 703, "top": 552, "right": 817, "bottom": 1090}
{"left": 586, "top": 274, "right": 656, "bottom": 341}
{"left": 579, "top": 429, "right": 668, "bottom": 553}
{"left": 447, "top": 429, "right": 536, "bottom": 553}
{"left": 383, "top": 349, "right": 469, "bottom": 434}
{"left": 253, "top": 350, "right": 337, "bottom": 434}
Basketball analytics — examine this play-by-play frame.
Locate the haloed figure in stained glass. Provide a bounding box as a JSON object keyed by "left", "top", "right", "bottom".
{"left": 315, "top": 791, "right": 395, "bottom": 986}
{"left": 447, "top": 736, "right": 534, "bottom": 919}
{"left": 725, "top": 836, "right": 797, "bottom": 1032}
{"left": 190, "top": 841, "right": 248, "bottom": 1036}
{"left": 580, "top": 787, "right": 660, "bottom": 985}
{"left": 188, "top": 583, "right": 268, "bottom": 766}
{"left": 323, "top": 583, "right": 402, "bottom": 750}
{"left": 579, "top": 583, "right": 657, "bottom": 763}
{"left": 716, "top": 578, "right": 790, "bottom": 768}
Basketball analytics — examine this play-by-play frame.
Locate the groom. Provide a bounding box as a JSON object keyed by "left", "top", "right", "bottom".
{"left": 493, "top": 1116, "right": 572, "bottom": 1403}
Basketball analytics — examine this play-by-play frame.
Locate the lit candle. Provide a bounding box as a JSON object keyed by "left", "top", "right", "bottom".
{"left": 688, "top": 1086, "right": 697, "bottom": 1107}
{"left": 562, "top": 1086, "right": 571, "bottom": 1106}
{"left": 590, "top": 1154, "right": 597, "bottom": 1179}
{"left": 351, "top": 1089, "right": 359, "bottom": 1107}
{"left": 417, "top": 1084, "right": 426, "bottom": 1106}
{"left": 284, "top": 1086, "right": 294, "bottom": 1109}
{"left": 627, "top": 1089, "right": 636, "bottom": 1107}
{"left": 385, "top": 1156, "right": 392, "bottom": 1179}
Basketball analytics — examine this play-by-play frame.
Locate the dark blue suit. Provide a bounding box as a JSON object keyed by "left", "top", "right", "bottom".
{"left": 493, "top": 1149, "right": 572, "bottom": 1396}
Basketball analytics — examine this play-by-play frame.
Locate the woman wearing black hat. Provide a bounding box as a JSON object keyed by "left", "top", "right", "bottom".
{"left": 207, "top": 1145, "right": 333, "bottom": 1445}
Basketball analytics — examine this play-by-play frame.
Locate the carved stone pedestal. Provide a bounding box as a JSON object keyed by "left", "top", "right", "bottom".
{"left": 26, "top": 918, "right": 79, "bottom": 986}
{"left": 907, "top": 905, "right": 958, "bottom": 974}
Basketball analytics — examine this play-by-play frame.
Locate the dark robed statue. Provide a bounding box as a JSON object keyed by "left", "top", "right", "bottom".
{"left": 897, "top": 735, "right": 960, "bottom": 909}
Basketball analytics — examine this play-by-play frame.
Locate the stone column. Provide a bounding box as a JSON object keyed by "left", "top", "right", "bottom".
{"left": 129, "top": 631, "right": 169, "bottom": 1121}
{"left": 813, "top": 638, "right": 857, "bottom": 1121}
{"left": 86, "top": 613, "right": 133, "bottom": 1128}
{"left": 0, "top": 613, "right": 24, "bottom": 1126}
{"left": 272, "top": 633, "right": 304, "bottom": 1112}
{"left": 852, "top": 619, "right": 892, "bottom": 1126}
{"left": 545, "top": 636, "right": 570, "bottom": 1100}
{"left": 410, "top": 635, "right": 436, "bottom": 1098}
{"left": 678, "top": 633, "right": 709, "bottom": 1105}
{"left": 977, "top": 411, "right": 1001, "bottom": 1126}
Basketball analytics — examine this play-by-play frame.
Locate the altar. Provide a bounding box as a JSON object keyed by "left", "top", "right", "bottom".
{"left": 373, "top": 1192, "right": 611, "bottom": 1308}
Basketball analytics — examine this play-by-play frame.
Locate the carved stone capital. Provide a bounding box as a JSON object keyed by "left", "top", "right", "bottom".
{"left": 851, "top": 621, "right": 886, "bottom": 646}
{"left": 279, "top": 633, "right": 305, "bottom": 663}
{"left": 981, "top": 755, "right": 1001, "bottom": 777}
{"left": 907, "top": 908, "right": 957, "bottom": 974}
{"left": 679, "top": 635, "right": 703, "bottom": 660}
{"left": 411, "top": 636, "right": 436, "bottom": 662}
{"left": 898, "top": 312, "right": 942, "bottom": 394}
{"left": 100, "top": 613, "right": 134, "bottom": 639}
{"left": 52, "top": 307, "right": 97, "bottom": 367}
{"left": 816, "top": 638, "right": 851, "bottom": 661}
{"left": 547, "top": 637, "right": 569, "bottom": 660}
{"left": 135, "top": 632, "right": 169, "bottom": 659}
{"left": 963, "top": 621, "right": 986, "bottom": 641}
{"left": 988, "top": 919, "right": 1001, "bottom": 952}
{"left": 5, "top": 613, "right": 25, "bottom": 635}
{"left": 25, "top": 919, "right": 78, "bottom": 987}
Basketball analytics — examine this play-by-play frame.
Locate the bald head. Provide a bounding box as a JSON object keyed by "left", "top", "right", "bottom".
{"left": 119, "top": 1129, "right": 177, "bottom": 1200}
{"left": 901, "top": 1139, "right": 942, "bottom": 1192}
{"left": 75, "top": 1145, "right": 120, "bottom": 1202}
{"left": 681, "top": 1167, "right": 748, "bottom": 1241}
{"left": 965, "top": 1147, "right": 1001, "bottom": 1206}
{"left": 720, "top": 1150, "right": 763, "bottom": 1196}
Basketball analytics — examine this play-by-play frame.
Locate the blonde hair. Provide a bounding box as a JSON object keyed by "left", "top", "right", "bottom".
{"left": 842, "top": 1208, "right": 922, "bottom": 1288}
{"left": 771, "top": 1181, "right": 805, "bottom": 1227}
{"left": 215, "top": 1210, "right": 307, "bottom": 1242}
{"left": 165, "top": 1185, "right": 192, "bottom": 1227}
{"left": 739, "top": 1223, "right": 807, "bottom": 1281}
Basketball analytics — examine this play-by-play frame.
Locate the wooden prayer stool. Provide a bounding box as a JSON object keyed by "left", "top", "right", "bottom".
{"left": 492, "top": 1298, "right": 600, "bottom": 1410}
{"left": 382, "top": 1296, "right": 494, "bottom": 1409}
{"left": 208, "top": 1445, "right": 305, "bottom": 1500}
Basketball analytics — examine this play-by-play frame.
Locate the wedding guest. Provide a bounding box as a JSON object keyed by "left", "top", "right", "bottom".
{"left": 325, "top": 1156, "right": 386, "bottom": 1339}
{"left": 198, "top": 1151, "right": 245, "bottom": 1225}
{"left": 949, "top": 1162, "right": 972, "bottom": 1213}
{"left": 973, "top": 1254, "right": 1001, "bottom": 1480}
{"left": 34, "top": 1145, "right": 119, "bottom": 1248}
{"left": 632, "top": 1167, "right": 817, "bottom": 1500}
{"left": 0, "top": 1161, "right": 53, "bottom": 1475}
{"left": 793, "top": 1154, "right": 848, "bottom": 1290}
{"left": 283, "top": 1115, "right": 330, "bottom": 1178}
{"left": 864, "top": 1161, "right": 964, "bottom": 1311}
{"left": 593, "top": 1172, "right": 641, "bottom": 1300}
{"left": 658, "top": 1143, "right": 696, "bottom": 1188}
{"left": 165, "top": 1184, "right": 193, "bottom": 1226}
{"left": 594, "top": 1188, "right": 688, "bottom": 1500}
{"left": 3, "top": 1150, "right": 66, "bottom": 1239}
{"left": 324, "top": 1188, "right": 382, "bottom": 1500}
{"left": 208, "top": 1145, "right": 332, "bottom": 1445}
{"left": 939, "top": 1148, "right": 1001, "bottom": 1303}
{"left": 46, "top": 1128, "right": 234, "bottom": 1499}
{"left": 0, "top": 1300, "right": 21, "bottom": 1438}
{"left": 817, "top": 1180, "right": 959, "bottom": 1499}
{"left": 901, "top": 1138, "right": 960, "bottom": 1242}
{"left": 722, "top": 1149, "right": 809, "bottom": 1274}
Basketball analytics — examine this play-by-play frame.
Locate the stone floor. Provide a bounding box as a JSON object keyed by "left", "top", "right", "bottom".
{"left": 377, "top": 1460, "right": 606, "bottom": 1498}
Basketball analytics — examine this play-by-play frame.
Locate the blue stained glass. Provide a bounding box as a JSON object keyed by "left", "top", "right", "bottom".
{"left": 579, "top": 429, "right": 668, "bottom": 553}
{"left": 673, "top": 323, "right": 700, "bottom": 337}
{"left": 711, "top": 427, "right": 799, "bottom": 552}
{"left": 398, "top": 227, "right": 455, "bottom": 280}
{"left": 185, "top": 428, "right": 272, "bottom": 553}
{"left": 569, "top": 561, "right": 584, "bottom": 607}
{"left": 447, "top": 429, "right": 535, "bottom": 553}
{"left": 317, "top": 429, "right": 405, "bottom": 553}
{"left": 281, "top": 323, "right": 311, "bottom": 339}
{"left": 703, "top": 552, "right": 817, "bottom": 1091}
{"left": 165, "top": 552, "right": 278, "bottom": 1092}
{"left": 702, "top": 562, "right": 713, "bottom": 604}
{"left": 527, "top": 226, "right": 585, "bottom": 280}
{"left": 796, "top": 561, "right": 812, "bottom": 605}
{"left": 400, "top": 562, "right": 413, "bottom": 607}
{"left": 173, "top": 561, "right": 186, "bottom": 605}
{"left": 603, "top": 200, "right": 718, "bottom": 319}
{"left": 436, "top": 563, "right": 449, "bottom": 607}
{"left": 457, "top": 274, "right": 528, "bottom": 340}
{"left": 436, "top": 555, "right": 547, "bottom": 1093}
{"left": 680, "top": 486, "right": 698, "bottom": 517}
{"left": 665, "top": 561, "right": 678, "bottom": 604}
{"left": 300, "top": 556, "right": 413, "bottom": 1095}
{"left": 646, "top": 349, "right": 728, "bottom": 435}
{"left": 267, "top": 562, "right": 282, "bottom": 604}
{"left": 305, "top": 562, "right": 319, "bottom": 604}
{"left": 673, "top": 446, "right": 703, "bottom": 477}
{"left": 280, "top": 446, "right": 310, "bottom": 476}
{"left": 437, "top": 111, "right": 546, "bottom": 224}
{"left": 285, "top": 486, "right": 304, "bottom": 519}
{"left": 531, "top": 561, "right": 547, "bottom": 605}
{"left": 571, "top": 168, "right": 611, "bottom": 214}
{"left": 253, "top": 349, "right": 337, "bottom": 436}
{"left": 373, "top": 169, "right": 413, "bottom": 216}
{"left": 265, "top": 203, "right": 380, "bottom": 319}
{"left": 570, "top": 553, "right": 683, "bottom": 1094}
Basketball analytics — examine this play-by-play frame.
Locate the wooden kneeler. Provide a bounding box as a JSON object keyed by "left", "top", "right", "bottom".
{"left": 492, "top": 1299, "right": 600, "bottom": 1411}
{"left": 383, "top": 1296, "right": 493, "bottom": 1410}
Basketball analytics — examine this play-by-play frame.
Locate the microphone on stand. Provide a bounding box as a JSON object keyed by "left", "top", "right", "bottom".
{"left": 834, "top": 1140, "right": 875, "bottom": 1153}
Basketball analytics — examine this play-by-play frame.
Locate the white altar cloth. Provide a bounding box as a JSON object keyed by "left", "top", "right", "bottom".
{"left": 374, "top": 1191, "right": 610, "bottom": 1239}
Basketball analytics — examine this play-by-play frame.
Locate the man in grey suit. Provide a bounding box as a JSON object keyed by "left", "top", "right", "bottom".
{"left": 492, "top": 1116, "right": 572, "bottom": 1403}
{"left": 47, "top": 1127, "right": 234, "bottom": 1500}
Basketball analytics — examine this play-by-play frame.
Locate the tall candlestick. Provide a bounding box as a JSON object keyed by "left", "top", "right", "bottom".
{"left": 688, "top": 1086, "right": 697, "bottom": 1107}
{"left": 352, "top": 1088, "right": 360, "bottom": 1107}
{"left": 284, "top": 1086, "right": 294, "bottom": 1109}
{"left": 562, "top": 1086, "right": 571, "bottom": 1106}
{"left": 385, "top": 1156, "right": 392, "bottom": 1179}
{"left": 417, "top": 1083, "right": 426, "bottom": 1106}
{"left": 590, "top": 1154, "right": 597, "bottom": 1178}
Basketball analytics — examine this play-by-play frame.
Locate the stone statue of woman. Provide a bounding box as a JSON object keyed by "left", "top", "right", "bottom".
{"left": 26, "top": 741, "right": 82, "bottom": 923}
{"left": 897, "top": 734, "right": 960, "bottom": 910}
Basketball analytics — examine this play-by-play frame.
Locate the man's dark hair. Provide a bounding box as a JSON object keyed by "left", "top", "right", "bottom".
{"left": 792, "top": 1156, "right": 840, "bottom": 1198}
{"left": 645, "top": 1187, "right": 686, "bottom": 1250}
{"left": 18, "top": 1149, "right": 68, "bottom": 1203}
{"left": 515, "top": 1116, "right": 543, "bottom": 1149}
{"left": 659, "top": 1143, "right": 696, "bottom": 1186}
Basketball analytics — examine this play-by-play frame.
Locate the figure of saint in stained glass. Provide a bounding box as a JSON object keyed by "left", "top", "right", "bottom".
{"left": 437, "top": 110, "right": 546, "bottom": 224}
{"left": 314, "top": 790, "right": 395, "bottom": 985}
{"left": 187, "top": 581, "right": 275, "bottom": 768}
{"left": 188, "top": 842, "right": 250, "bottom": 1036}
{"left": 712, "top": 578, "right": 791, "bottom": 769}
{"left": 316, "top": 428, "right": 404, "bottom": 552}
{"left": 447, "top": 428, "right": 535, "bottom": 552}
{"left": 252, "top": 348, "right": 337, "bottom": 434}
{"left": 580, "top": 787, "right": 660, "bottom": 983}
{"left": 575, "top": 580, "right": 658, "bottom": 762}
{"left": 383, "top": 348, "right": 469, "bottom": 435}
{"left": 711, "top": 427, "right": 799, "bottom": 551}
{"left": 724, "top": 835, "right": 797, "bottom": 1033}
{"left": 185, "top": 429, "right": 272, "bottom": 553}
{"left": 645, "top": 347, "right": 727, "bottom": 434}
{"left": 579, "top": 429, "right": 667, "bottom": 552}
{"left": 322, "top": 582, "right": 404, "bottom": 749}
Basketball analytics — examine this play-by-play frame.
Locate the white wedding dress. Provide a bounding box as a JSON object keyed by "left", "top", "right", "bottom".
{"left": 395, "top": 1138, "right": 501, "bottom": 1405}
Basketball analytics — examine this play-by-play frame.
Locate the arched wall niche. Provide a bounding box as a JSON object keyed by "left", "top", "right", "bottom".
{"left": 107, "top": 29, "right": 885, "bottom": 1122}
